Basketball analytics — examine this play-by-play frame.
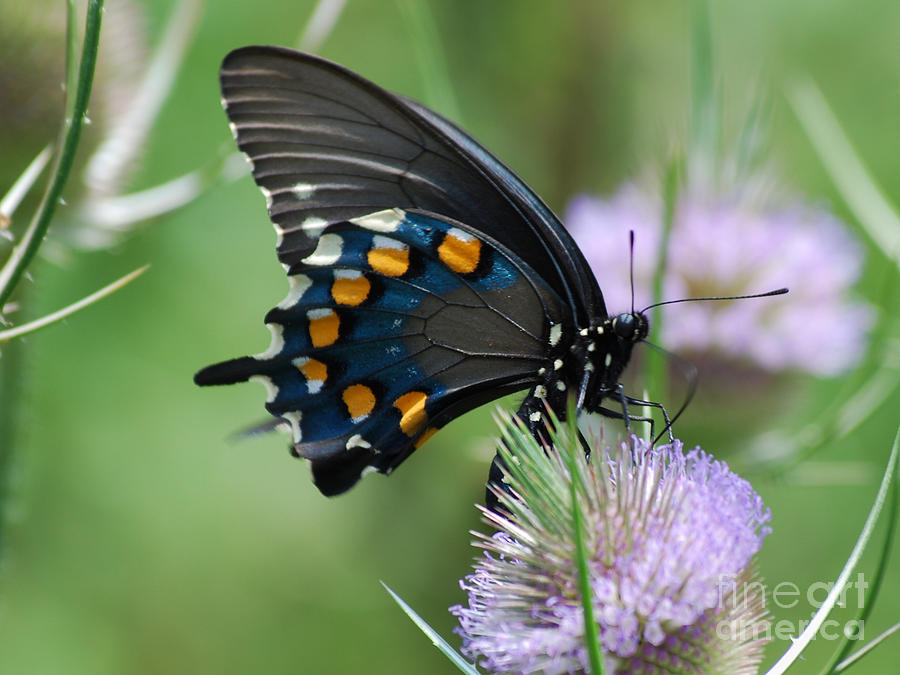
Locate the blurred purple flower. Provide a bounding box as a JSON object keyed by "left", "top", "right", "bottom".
{"left": 566, "top": 185, "right": 872, "bottom": 376}
{"left": 452, "top": 431, "right": 771, "bottom": 674}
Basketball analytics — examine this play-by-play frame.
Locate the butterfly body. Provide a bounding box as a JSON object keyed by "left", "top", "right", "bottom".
{"left": 196, "top": 46, "right": 648, "bottom": 496}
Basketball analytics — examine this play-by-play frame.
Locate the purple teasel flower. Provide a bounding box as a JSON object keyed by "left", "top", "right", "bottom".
{"left": 452, "top": 423, "right": 772, "bottom": 674}
{"left": 566, "top": 184, "right": 872, "bottom": 377}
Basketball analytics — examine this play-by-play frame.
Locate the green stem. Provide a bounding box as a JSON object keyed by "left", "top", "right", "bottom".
{"left": 821, "top": 480, "right": 897, "bottom": 673}
{"left": 645, "top": 158, "right": 679, "bottom": 432}
{"left": 0, "top": 0, "right": 105, "bottom": 312}
{"left": 566, "top": 406, "right": 604, "bottom": 675}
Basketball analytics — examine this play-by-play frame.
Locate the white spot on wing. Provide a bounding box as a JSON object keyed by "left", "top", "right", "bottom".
{"left": 554, "top": 359, "right": 563, "bottom": 370}
{"left": 334, "top": 269, "right": 361, "bottom": 280}
{"left": 446, "top": 227, "right": 475, "bottom": 242}
{"left": 255, "top": 323, "right": 284, "bottom": 359}
{"left": 300, "top": 217, "right": 328, "bottom": 237}
{"left": 278, "top": 274, "right": 312, "bottom": 309}
{"left": 292, "top": 356, "right": 325, "bottom": 394}
{"left": 534, "top": 385, "right": 547, "bottom": 399}
{"left": 350, "top": 208, "right": 405, "bottom": 232}
{"left": 274, "top": 222, "right": 284, "bottom": 248}
{"left": 260, "top": 186, "right": 273, "bottom": 210}
{"left": 556, "top": 381, "right": 566, "bottom": 391}
{"left": 604, "top": 353, "right": 612, "bottom": 367}
{"left": 249, "top": 375, "right": 278, "bottom": 403}
{"left": 529, "top": 411, "right": 541, "bottom": 422}
{"left": 282, "top": 410, "right": 303, "bottom": 443}
{"left": 307, "top": 308, "right": 334, "bottom": 320}
{"left": 347, "top": 434, "right": 372, "bottom": 450}
{"left": 292, "top": 182, "right": 315, "bottom": 200}
{"left": 303, "top": 233, "right": 342, "bottom": 266}
{"left": 549, "top": 323, "right": 563, "bottom": 347}
{"left": 371, "top": 234, "right": 407, "bottom": 251}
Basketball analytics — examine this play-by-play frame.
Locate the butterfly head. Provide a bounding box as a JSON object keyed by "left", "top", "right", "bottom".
{"left": 564, "top": 310, "right": 650, "bottom": 413}
{"left": 611, "top": 311, "right": 649, "bottom": 343}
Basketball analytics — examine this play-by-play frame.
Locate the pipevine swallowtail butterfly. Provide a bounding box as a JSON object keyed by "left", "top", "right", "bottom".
{"left": 195, "top": 46, "right": 659, "bottom": 500}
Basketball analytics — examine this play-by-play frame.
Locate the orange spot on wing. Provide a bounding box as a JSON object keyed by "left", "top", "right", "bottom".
{"left": 308, "top": 310, "right": 339, "bottom": 347}
{"left": 393, "top": 391, "right": 428, "bottom": 436}
{"left": 331, "top": 275, "right": 371, "bottom": 306}
{"left": 438, "top": 232, "right": 481, "bottom": 274}
{"left": 298, "top": 358, "right": 327, "bottom": 383}
{"left": 414, "top": 426, "right": 438, "bottom": 448}
{"left": 343, "top": 384, "right": 376, "bottom": 420}
{"left": 368, "top": 246, "right": 409, "bottom": 276}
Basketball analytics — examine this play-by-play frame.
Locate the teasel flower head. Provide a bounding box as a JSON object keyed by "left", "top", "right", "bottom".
{"left": 452, "top": 413, "right": 772, "bottom": 674}
{"left": 565, "top": 181, "right": 872, "bottom": 377}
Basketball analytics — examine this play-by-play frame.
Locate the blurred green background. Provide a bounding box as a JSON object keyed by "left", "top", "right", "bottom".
{"left": 1, "top": 0, "right": 898, "bottom": 672}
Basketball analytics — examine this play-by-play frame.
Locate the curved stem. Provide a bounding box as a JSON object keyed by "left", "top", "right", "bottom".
{"left": 0, "top": 0, "right": 105, "bottom": 312}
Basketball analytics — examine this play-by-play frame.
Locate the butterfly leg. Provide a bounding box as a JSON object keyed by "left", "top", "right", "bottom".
{"left": 593, "top": 404, "right": 657, "bottom": 440}
{"left": 621, "top": 394, "right": 674, "bottom": 443}
{"left": 486, "top": 390, "right": 567, "bottom": 512}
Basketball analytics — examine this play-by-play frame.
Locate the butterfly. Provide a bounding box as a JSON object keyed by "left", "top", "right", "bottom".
{"left": 194, "top": 46, "right": 656, "bottom": 499}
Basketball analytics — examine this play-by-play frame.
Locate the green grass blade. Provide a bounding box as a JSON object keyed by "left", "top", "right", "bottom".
{"left": 296, "top": 0, "right": 346, "bottom": 52}
{"left": 764, "top": 426, "right": 900, "bottom": 675}
{"left": 787, "top": 79, "right": 900, "bottom": 271}
{"left": 689, "top": 0, "right": 717, "bottom": 161}
{"left": 381, "top": 582, "right": 480, "bottom": 674}
{"left": 0, "top": 0, "right": 105, "bottom": 312}
{"left": 565, "top": 404, "right": 604, "bottom": 675}
{"left": 645, "top": 156, "right": 680, "bottom": 427}
{"left": 398, "top": 0, "right": 462, "bottom": 122}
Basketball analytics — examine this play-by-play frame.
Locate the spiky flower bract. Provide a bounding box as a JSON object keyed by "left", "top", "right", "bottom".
{"left": 452, "top": 412, "right": 772, "bottom": 674}
{"left": 565, "top": 183, "right": 872, "bottom": 377}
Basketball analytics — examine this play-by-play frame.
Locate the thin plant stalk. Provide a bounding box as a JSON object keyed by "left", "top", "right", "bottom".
{"left": 820, "top": 480, "right": 897, "bottom": 672}
{"left": 0, "top": 0, "right": 105, "bottom": 312}
{"left": 765, "top": 426, "right": 900, "bottom": 675}
{"left": 0, "top": 266, "right": 148, "bottom": 343}
{"left": 834, "top": 622, "right": 900, "bottom": 673}
{"left": 565, "top": 407, "right": 605, "bottom": 675}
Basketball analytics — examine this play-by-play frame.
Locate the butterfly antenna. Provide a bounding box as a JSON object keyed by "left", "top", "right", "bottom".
{"left": 643, "top": 340, "right": 698, "bottom": 445}
{"left": 640, "top": 287, "right": 788, "bottom": 313}
{"left": 629, "top": 230, "right": 636, "bottom": 314}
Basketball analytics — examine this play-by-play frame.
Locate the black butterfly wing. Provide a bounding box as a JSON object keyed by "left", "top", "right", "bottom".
{"left": 219, "top": 45, "right": 606, "bottom": 325}
{"left": 195, "top": 209, "right": 567, "bottom": 494}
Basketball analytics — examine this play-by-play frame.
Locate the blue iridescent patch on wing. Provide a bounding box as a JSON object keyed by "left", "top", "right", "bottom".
{"left": 195, "top": 207, "right": 563, "bottom": 494}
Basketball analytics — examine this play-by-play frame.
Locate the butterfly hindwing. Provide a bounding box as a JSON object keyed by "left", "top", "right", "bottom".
{"left": 195, "top": 208, "right": 567, "bottom": 494}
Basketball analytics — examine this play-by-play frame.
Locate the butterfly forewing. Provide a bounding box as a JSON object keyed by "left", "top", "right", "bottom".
{"left": 219, "top": 46, "right": 605, "bottom": 322}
